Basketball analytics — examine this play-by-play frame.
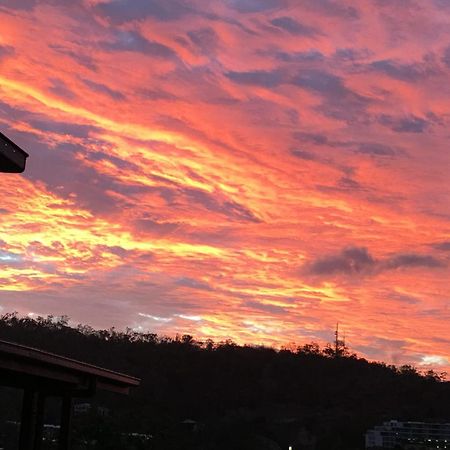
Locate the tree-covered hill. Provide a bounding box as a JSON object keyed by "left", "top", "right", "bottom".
{"left": 0, "top": 313, "right": 448, "bottom": 450}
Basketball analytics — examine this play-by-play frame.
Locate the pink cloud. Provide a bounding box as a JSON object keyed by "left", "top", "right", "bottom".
{"left": 0, "top": 0, "right": 449, "bottom": 371}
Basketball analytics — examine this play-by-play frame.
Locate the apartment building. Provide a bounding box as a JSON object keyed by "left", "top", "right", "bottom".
{"left": 366, "top": 420, "right": 450, "bottom": 449}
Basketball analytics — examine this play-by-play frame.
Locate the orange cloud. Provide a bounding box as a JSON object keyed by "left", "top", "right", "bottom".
{"left": 0, "top": 0, "right": 449, "bottom": 372}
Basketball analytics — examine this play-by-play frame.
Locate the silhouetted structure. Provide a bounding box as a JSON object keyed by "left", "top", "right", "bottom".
{"left": 0, "top": 339, "right": 140, "bottom": 449}
{"left": 1, "top": 150, "right": 140, "bottom": 448}
{"left": 1, "top": 314, "right": 449, "bottom": 450}
{"left": 0, "top": 132, "right": 29, "bottom": 173}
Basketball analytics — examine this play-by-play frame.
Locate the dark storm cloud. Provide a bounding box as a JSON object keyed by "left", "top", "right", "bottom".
{"left": 270, "top": 17, "right": 317, "bottom": 36}
{"left": 100, "top": 31, "right": 176, "bottom": 58}
{"left": 306, "top": 247, "right": 445, "bottom": 277}
{"left": 225, "top": 0, "right": 283, "bottom": 13}
{"left": 225, "top": 70, "right": 283, "bottom": 88}
{"left": 384, "top": 253, "right": 445, "bottom": 269}
{"left": 95, "top": 0, "right": 192, "bottom": 24}
{"left": 379, "top": 115, "right": 429, "bottom": 133}
{"left": 81, "top": 78, "right": 125, "bottom": 100}
{"left": 308, "top": 246, "right": 376, "bottom": 276}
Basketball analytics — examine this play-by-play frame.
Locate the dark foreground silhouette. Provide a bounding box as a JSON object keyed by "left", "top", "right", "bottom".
{"left": 0, "top": 313, "right": 448, "bottom": 450}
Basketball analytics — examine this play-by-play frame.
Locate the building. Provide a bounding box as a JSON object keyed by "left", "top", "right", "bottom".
{"left": 0, "top": 131, "right": 29, "bottom": 173}
{"left": 365, "top": 420, "right": 450, "bottom": 449}
{"left": 73, "top": 402, "right": 110, "bottom": 416}
{"left": 73, "top": 402, "right": 92, "bottom": 415}
{"left": 0, "top": 339, "right": 140, "bottom": 450}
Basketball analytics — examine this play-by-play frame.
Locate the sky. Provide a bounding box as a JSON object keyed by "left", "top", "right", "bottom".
{"left": 0, "top": 0, "right": 449, "bottom": 371}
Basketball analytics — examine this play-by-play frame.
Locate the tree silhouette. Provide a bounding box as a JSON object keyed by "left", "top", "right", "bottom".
{"left": 0, "top": 312, "right": 448, "bottom": 450}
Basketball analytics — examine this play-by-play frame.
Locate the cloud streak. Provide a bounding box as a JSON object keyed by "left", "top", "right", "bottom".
{"left": 305, "top": 247, "right": 445, "bottom": 277}
{"left": 0, "top": 0, "right": 449, "bottom": 371}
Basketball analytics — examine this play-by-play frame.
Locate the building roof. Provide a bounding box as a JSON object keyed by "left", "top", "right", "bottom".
{"left": 0, "top": 339, "right": 140, "bottom": 395}
{"left": 0, "top": 131, "right": 29, "bottom": 173}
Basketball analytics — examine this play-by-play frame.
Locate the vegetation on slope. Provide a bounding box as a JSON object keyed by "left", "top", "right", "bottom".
{"left": 0, "top": 313, "right": 448, "bottom": 450}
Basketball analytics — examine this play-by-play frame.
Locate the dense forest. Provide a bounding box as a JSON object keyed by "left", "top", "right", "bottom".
{"left": 0, "top": 313, "right": 448, "bottom": 450}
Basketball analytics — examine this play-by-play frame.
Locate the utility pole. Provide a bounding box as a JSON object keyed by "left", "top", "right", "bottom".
{"left": 335, "top": 322, "right": 339, "bottom": 357}
{"left": 334, "top": 323, "right": 347, "bottom": 357}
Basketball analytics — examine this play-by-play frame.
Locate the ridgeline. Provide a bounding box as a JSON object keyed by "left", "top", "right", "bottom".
{"left": 0, "top": 313, "right": 448, "bottom": 450}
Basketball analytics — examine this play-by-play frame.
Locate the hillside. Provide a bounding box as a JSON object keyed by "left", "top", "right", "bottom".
{"left": 0, "top": 313, "right": 448, "bottom": 450}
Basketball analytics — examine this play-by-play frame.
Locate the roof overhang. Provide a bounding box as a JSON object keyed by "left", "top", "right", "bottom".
{"left": 0, "top": 132, "right": 29, "bottom": 173}
{"left": 0, "top": 340, "right": 140, "bottom": 396}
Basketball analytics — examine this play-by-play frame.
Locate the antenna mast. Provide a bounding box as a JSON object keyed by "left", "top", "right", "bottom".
{"left": 335, "top": 322, "right": 339, "bottom": 357}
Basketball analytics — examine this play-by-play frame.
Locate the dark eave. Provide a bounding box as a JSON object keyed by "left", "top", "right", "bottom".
{"left": 0, "top": 131, "right": 29, "bottom": 173}
{"left": 0, "top": 339, "right": 140, "bottom": 395}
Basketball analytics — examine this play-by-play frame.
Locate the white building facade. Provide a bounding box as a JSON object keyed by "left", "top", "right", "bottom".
{"left": 365, "top": 420, "right": 450, "bottom": 449}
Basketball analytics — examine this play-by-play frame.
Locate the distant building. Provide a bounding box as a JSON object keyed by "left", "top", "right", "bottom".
{"left": 121, "top": 431, "right": 153, "bottom": 443}
{"left": 73, "top": 402, "right": 110, "bottom": 416}
{"left": 365, "top": 420, "right": 450, "bottom": 449}
{"left": 42, "top": 424, "right": 60, "bottom": 444}
{"left": 0, "top": 332, "right": 139, "bottom": 450}
{"left": 97, "top": 406, "right": 110, "bottom": 417}
{"left": 74, "top": 402, "right": 91, "bottom": 415}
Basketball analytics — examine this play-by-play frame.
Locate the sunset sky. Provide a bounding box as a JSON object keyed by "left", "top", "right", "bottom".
{"left": 0, "top": 0, "right": 449, "bottom": 371}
